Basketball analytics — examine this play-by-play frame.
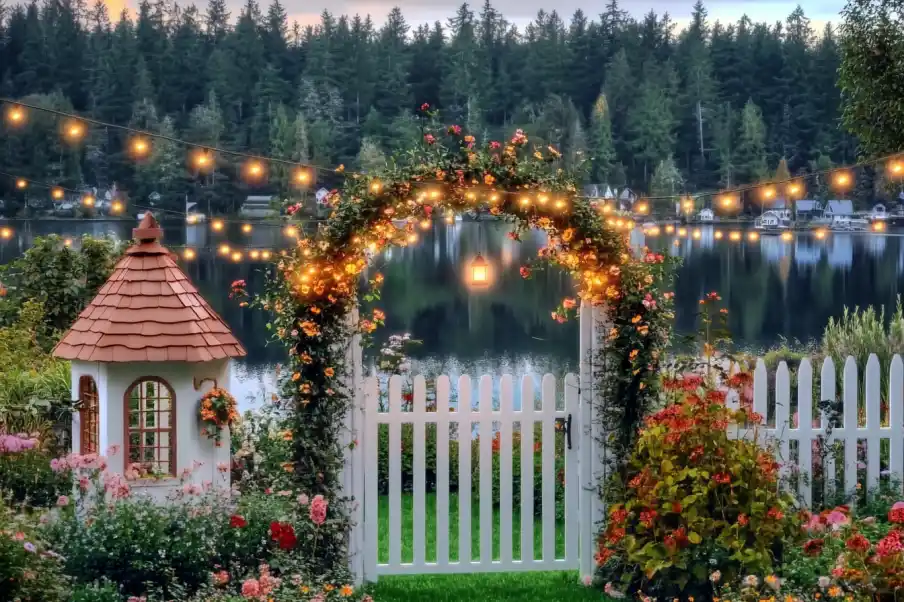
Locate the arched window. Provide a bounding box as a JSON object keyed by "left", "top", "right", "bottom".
{"left": 124, "top": 377, "right": 176, "bottom": 477}
{"left": 78, "top": 376, "right": 99, "bottom": 455}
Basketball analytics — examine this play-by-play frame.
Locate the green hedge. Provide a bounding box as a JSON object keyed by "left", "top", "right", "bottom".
{"left": 377, "top": 422, "right": 566, "bottom": 519}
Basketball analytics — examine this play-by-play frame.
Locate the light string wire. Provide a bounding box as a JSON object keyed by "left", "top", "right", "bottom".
{"left": 7, "top": 98, "right": 904, "bottom": 203}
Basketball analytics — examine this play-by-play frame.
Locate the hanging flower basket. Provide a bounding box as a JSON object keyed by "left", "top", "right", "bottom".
{"left": 198, "top": 387, "right": 239, "bottom": 446}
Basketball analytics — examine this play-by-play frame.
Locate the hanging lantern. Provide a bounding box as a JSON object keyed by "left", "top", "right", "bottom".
{"left": 469, "top": 254, "right": 489, "bottom": 287}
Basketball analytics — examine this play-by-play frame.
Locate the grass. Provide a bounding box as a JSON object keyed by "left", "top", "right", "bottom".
{"left": 368, "top": 493, "right": 595, "bottom": 601}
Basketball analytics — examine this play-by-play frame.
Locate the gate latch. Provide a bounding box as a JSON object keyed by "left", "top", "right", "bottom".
{"left": 555, "top": 414, "right": 573, "bottom": 450}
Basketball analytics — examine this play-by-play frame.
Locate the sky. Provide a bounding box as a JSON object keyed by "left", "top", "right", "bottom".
{"left": 98, "top": 0, "right": 846, "bottom": 32}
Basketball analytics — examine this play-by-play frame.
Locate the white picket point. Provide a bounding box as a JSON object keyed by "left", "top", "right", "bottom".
{"left": 843, "top": 357, "right": 859, "bottom": 501}
{"left": 412, "top": 375, "right": 427, "bottom": 569}
{"left": 865, "top": 355, "right": 881, "bottom": 493}
{"left": 753, "top": 359, "right": 768, "bottom": 431}
{"left": 797, "top": 359, "right": 814, "bottom": 507}
{"left": 891, "top": 356, "right": 904, "bottom": 498}
{"left": 520, "top": 375, "right": 535, "bottom": 563}
{"left": 435, "top": 376, "right": 451, "bottom": 566}
{"left": 775, "top": 362, "right": 791, "bottom": 481}
{"left": 457, "top": 375, "right": 472, "bottom": 565}
{"left": 388, "top": 375, "right": 403, "bottom": 566}
{"left": 541, "top": 374, "right": 557, "bottom": 562}
{"left": 363, "top": 375, "right": 379, "bottom": 582}
{"left": 564, "top": 373, "right": 580, "bottom": 567}
{"left": 478, "top": 375, "right": 494, "bottom": 566}
{"left": 821, "top": 357, "right": 837, "bottom": 494}
{"left": 499, "top": 375, "right": 515, "bottom": 566}
{"left": 578, "top": 302, "right": 594, "bottom": 582}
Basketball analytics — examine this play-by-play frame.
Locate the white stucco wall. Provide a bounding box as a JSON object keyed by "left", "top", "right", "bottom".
{"left": 70, "top": 359, "right": 232, "bottom": 501}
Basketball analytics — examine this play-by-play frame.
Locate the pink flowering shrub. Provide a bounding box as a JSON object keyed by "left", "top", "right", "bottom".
{"left": 0, "top": 433, "right": 69, "bottom": 507}
{"left": 0, "top": 500, "right": 68, "bottom": 601}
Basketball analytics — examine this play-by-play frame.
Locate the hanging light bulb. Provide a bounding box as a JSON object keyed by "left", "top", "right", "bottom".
{"left": 244, "top": 160, "right": 266, "bottom": 182}
{"left": 5, "top": 105, "right": 25, "bottom": 125}
{"left": 15, "top": 178, "right": 27, "bottom": 190}
{"left": 130, "top": 137, "right": 150, "bottom": 159}
{"left": 0, "top": 227, "right": 12, "bottom": 239}
{"left": 294, "top": 169, "right": 311, "bottom": 185}
{"left": 63, "top": 120, "right": 85, "bottom": 142}
{"left": 469, "top": 254, "right": 489, "bottom": 287}
{"left": 786, "top": 181, "right": 805, "bottom": 199}
{"left": 748, "top": 231, "right": 760, "bottom": 241}
{"left": 714, "top": 230, "right": 724, "bottom": 240}
{"left": 218, "top": 244, "right": 231, "bottom": 256}
{"left": 692, "top": 229, "right": 702, "bottom": 240}
{"left": 211, "top": 219, "right": 224, "bottom": 232}
{"left": 729, "top": 231, "right": 742, "bottom": 241}
{"left": 634, "top": 201, "right": 649, "bottom": 215}
{"left": 832, "top": 170, "right": 853, "bottom": 191}
{"left": 284, "top": 225, "right": 299, "bottom": 238}
{"left": 241, "top": 224, "right": 252, "bottom": 234}
{"left": 111, "top": 200, "right": 123, "bottom": 214}
{"left": 81, "top": 194, "right": 95, "bottom": 207}
{"left": 51, "top": 187, "right": 64, "bottom": 200}
{"left": 231, "top": 251, "right": 243, "bottom": 262}
{"left": 261, "top": 250, "right": 272, "bottom": 260}
{"left": 183, "top": 248, "right": 196, "bottom": 260}
{"left": 889, "top": 160, "right": 904, "bottom": 178}
{"left": 192, "top": 149, "right": 214, "bottom": 172}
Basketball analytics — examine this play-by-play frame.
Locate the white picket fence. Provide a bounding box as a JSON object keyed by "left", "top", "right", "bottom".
{"left": 743, "top": 354, "right": 904, "bottom": 508}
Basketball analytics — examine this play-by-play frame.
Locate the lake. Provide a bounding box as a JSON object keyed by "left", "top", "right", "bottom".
{"left": 2, "top": 219, "right": 903, "bottom": 409}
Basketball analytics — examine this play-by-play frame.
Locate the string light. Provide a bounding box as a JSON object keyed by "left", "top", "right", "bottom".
{"left": 244, "top": 160, "right": 266, "bottom": 182}
{"left": 63, "top": 120, "right": 84, "bottom": 142}
{"left": 5, "top": 105, "right": 25, "bottom": 125}
{"left": 183, "top": 248, "right": 196, "bottom": 260}
{"left": 889, "top": 160, "right": 904, "bottom": 177}
{"left": 419, "top": 219, "right": 431, "bottom": 230}
{"left": 15, "top": 178, "right": 26, "bottom": 189}
{"left": 761, "top": 186, "right": 776, "bottom": 202}
{"left": 130, "top": 137, "right": 150, "bottom": 158}
{"left": 781, "top": 231, "right": 793, "bottom": 242}
{"left": 111, "top": 200, "right": 123, "bottom": 213}
{"left": 211, "top": 219, "right": 225, "bottom": 232}
{"left": 786, "top": 181, "right": 805, "bottom": 199}
{"left": 261, "top": 250, "right": 272, "bottom": 260}
{"left": 51, "top": 187, "right": 64, "bottom": 200}
{"left": 81, "top": 194, "right": 95, "bottom": 207}
{"left": 748, "top": 231, "right": 759, "bottom": 241}
{"left": 714, "top": 231, "right": 724, "bottom": 240}
{"left": 678, "top": 227, "right": 687, "bottom": 236}
{"left": 832, "top": 170, "right": 853, "bottom": 191}
{"left": 681, "top": 198, "right": 694, "bottom": 213}
{"left": 720, "top": 194, "right": 735, "bottom": 209}
{"left": 218, "top": 244, "right": 231, "bottom": 256}
{"left": 231, "top": 251, "right": 243, "bottom": 262}
{"left": 191, "top": 149, "right": 214, "bottom": 172}
{"left": 284, "top": 225, "right": 299, "bottom": 238}
{"left": 634, "top": 201, "right": 649, "bottom": 215}
{"left": 692, "top": 229, "right": 702, "bottom": 240}
{"left": 729, "top": 231, "right": 741, "bottom": 241}
{"left": 294, "top": 169, "right": 311, "bottom": 185}
{"left": 665, "top": 225, "right": 675, "bottom": 234}
{"left": 241, "top": 224, "right": 252, "bottom": 234}
{"left": 0, "top": 227, "right": 12, "bottom": 239}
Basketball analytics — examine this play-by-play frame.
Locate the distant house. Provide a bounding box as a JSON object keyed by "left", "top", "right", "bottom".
{"left": 618, "top": 188, "right": 637, "bottom": 209}
{"left": 824, "top": 200, "right": 854, "bottom": 218}
{"left": 241, "top": 195, "right": 278, "bottom": 218}
{"left": 795, "top": 200, "right": 822, "bottom": 218}
{"left": 698, "top": 208, "right": 714, "bottom": 222}
{"left": 870, "top": 203, "right": 888, "bottom": 220}
{"left": 757, "top": 210, "right": 790, "bottom": 228}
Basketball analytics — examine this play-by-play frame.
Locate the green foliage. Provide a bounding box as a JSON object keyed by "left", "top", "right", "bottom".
{"left": 0, "top": 501, "right": 70, "bottom": 601}
{"left": 0, "top": 301, "right": 74, "bottom": 447}
{"left": 69, "top": 580, "right": 123, "bottom": 602}
{"left": 839, "top": 0, "right": 904, "bottom": 158}
{"left": 0, "top": 235, "right": 122, "bottom": 344}
{"left": 0, "top": 449, "right": 70, "bottom": 507}
{"left": 597, "top": 374, "right": 800, "bottom": 599}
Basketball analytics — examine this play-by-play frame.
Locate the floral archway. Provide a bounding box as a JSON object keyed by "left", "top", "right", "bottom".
{"left": 259, "top": 107, "right": 675, "bottom": 577}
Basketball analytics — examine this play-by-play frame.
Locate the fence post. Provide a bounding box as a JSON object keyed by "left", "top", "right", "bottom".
{"left": 341, "top": 306, "right": 365, "bottom": 585}
{"left": 578, "top": 301, "right": 608, "bottom": 584}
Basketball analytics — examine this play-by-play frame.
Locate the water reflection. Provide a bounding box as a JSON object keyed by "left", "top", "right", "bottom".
{"left": 5, "top": 219, "right": 904, "bottom": 408}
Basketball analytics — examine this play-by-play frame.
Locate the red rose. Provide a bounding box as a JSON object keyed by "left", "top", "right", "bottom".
{"left": 420, "top": 103, "right": 430, "bottom": 111}
{"left": 270, "top": 521, "right": 297, "bottom": 550}
{"left": 803, "top": 538, "right": 824, "bottom": 556}
{"left": 846, "top": 534, "right": 871, "bottom": 553}
{"left": 230, "top": 515, "right": 247, "bottom": 528}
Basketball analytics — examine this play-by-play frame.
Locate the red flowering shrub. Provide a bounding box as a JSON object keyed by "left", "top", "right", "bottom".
{"left": 596, "top": 373, "right": 799, "bottom": 598}
{"left": 269, "top": 521, "right": 297, "bottom": 551}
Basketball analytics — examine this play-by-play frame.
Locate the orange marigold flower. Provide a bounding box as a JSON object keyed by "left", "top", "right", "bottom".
{"left": 301, "top": 353, "right": 313, "bottom": 364}
{"left": 292, "top": 373, "right": 301, "bottom": 381}
{"left": 341, "top": 585, "right": 354, "bottom": 597}
{"left": 324, "top": 367, "right": 335, "bottom": 378}
{"left": 631, "top": 315, "right": 642, "bottom": 324}
{"left": 281, "top": 462, "right": 295, "bottom": 473}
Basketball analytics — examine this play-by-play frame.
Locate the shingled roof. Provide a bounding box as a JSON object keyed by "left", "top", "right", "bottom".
{"left": 52, "top": 213, "right": 247, "bottom": 363}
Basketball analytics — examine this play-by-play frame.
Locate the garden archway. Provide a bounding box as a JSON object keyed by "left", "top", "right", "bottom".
{"left": 260, "top": 110, "right": 675, "bottom": 583}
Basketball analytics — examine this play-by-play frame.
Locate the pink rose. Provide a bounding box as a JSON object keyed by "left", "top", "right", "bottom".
{"left": 297, "top": 494, "right": 310, "bottom": 506}
{"left": 56, "top": 495, "right": 69, "bottom": 507}
{"left": 310, "top": 494, "right": 328, "bottom": 525}
{"left": 241, "top": 578, "right": 261, "bottom": 598}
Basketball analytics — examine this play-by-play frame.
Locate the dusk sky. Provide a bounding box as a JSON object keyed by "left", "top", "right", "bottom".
{"left": 99, "top": 0, "right": 846, "bottom": 32}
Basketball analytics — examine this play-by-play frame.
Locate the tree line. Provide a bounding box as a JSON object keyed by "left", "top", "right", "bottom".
{"left": 0, "top": 0, "right": 868, "bottom": 214}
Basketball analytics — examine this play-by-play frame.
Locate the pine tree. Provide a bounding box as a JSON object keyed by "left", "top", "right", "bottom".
{"left": 735, "top": 99, "right": 768, "bottom": 185}
{"left": 626, "top": 69, "right": 676, "bottom": 184}
{"left": 587, "top": 92, "right": 615, "bottom": 184}
{"left": 650, "top": 157, "right": 683, "bottom": 213}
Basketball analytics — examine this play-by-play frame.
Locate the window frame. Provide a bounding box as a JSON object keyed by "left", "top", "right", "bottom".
{"left": 78, "top": 375, "right": 99, "bottom": 455}
{"left": 123, "top": 376, "right": 177, "bottom": 478}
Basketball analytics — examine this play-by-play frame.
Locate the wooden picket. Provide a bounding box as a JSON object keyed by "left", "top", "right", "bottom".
{"left": 745, "top": 354, "right": 904, "bottom": 508}
{"left": 361, "top": 371, "right": 585, "bottom": 577}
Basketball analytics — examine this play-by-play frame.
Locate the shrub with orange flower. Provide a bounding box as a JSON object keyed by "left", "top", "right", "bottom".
{"left": 198, "top": 387, "right": 239, "bottom": 446}
{"left": 596, "top": 372, "right": 799, "bottom": 599}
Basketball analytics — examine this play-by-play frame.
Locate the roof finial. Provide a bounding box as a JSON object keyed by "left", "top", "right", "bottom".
{"left": 133, "top": 212, "right": 163, "bottom": 242}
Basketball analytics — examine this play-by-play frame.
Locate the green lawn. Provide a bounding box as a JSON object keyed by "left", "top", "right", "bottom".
{"left": 368, "top": 493, "right": 595, "bottom": 601}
